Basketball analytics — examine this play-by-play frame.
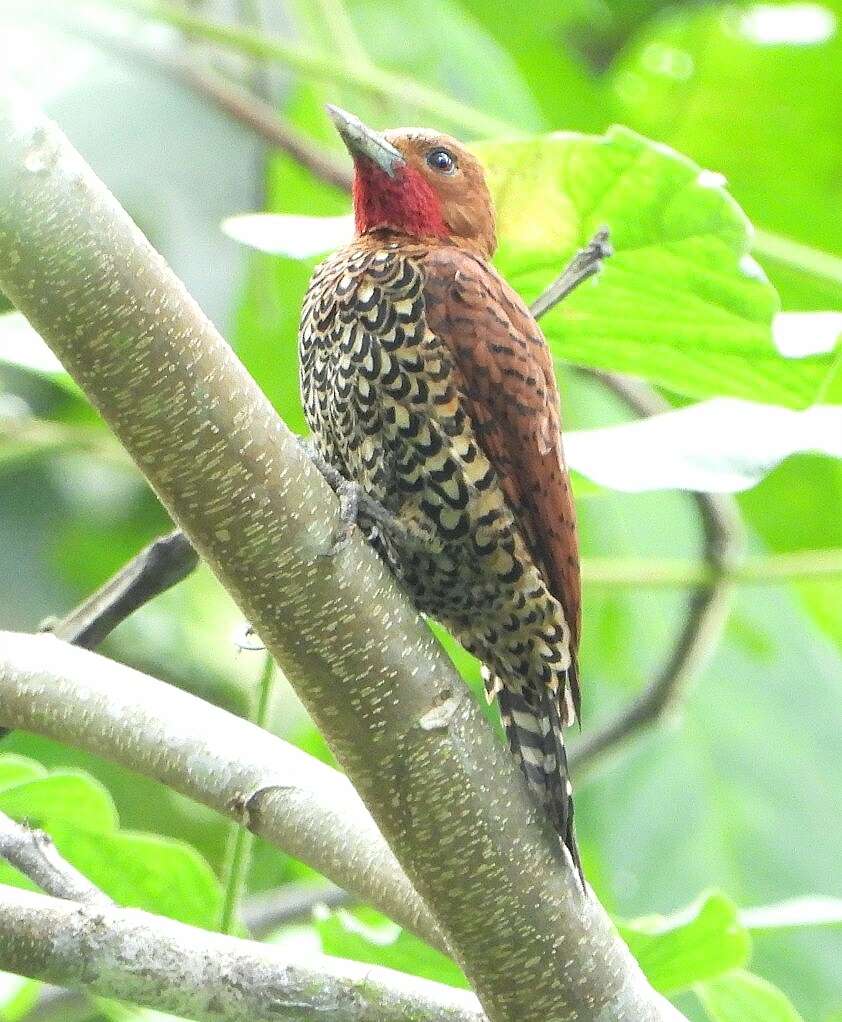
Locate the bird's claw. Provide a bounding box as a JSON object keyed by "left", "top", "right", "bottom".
{"left": 317, "top": 478, "right": 361, "bottom": 558}
{"left": 298, "top": 434, "right": 444, "bottom": 559}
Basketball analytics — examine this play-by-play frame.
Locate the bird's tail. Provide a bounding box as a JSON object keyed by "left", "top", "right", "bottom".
{"left": 497, "top": 684, "right": 583, "bottom": 886}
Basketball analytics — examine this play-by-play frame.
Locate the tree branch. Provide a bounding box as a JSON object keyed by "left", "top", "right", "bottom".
{"left": 0, "top": 630, "right": 444, "bottom": 950}
{"left": 0, "top": 886, "right": 487, "bottom": 1022}
{"left": 567, "top": 372, "right": 745, "bottom": 772}
{"left": 40, "top": 529, "right": 198, "bottom": 648}
{"left": 0, "top": 89, "right": 681, "bottom": 1020}
{"left": 244, "top": 881, "right": 352, "bottom": 935}
{"left": 0, "top": 810, "right": 112, "bottom": 908}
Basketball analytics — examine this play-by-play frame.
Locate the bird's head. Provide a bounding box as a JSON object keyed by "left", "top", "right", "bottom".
{"left": 327, "top": 105, "right": 496, "bottom": 259}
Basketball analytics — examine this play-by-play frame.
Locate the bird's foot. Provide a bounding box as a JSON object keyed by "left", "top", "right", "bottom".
{"left": 299, "top": 437, "right": 443, "bottom": 558}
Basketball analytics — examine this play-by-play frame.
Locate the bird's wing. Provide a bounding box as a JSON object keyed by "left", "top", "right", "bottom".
{"left": 423, "top": 246, "right": 581, "bottom": 713}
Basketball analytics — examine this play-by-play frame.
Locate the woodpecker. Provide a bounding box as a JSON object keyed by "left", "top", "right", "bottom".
{"left": 299, "top": 106, "right": 586, "bottom": 883}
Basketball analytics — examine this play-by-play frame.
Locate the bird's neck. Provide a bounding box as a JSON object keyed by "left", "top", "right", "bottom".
{"left": 353, "top": 164, "right": 449, "bottom": 240}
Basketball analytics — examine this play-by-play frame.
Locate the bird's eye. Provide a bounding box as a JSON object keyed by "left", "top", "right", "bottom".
{"left": 426, "top": 148, "right": 457, "bottom": 174}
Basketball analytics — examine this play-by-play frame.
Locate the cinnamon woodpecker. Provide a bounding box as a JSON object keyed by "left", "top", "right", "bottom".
{"left": 299, "top": 106, "right": 584, "bottom": 881}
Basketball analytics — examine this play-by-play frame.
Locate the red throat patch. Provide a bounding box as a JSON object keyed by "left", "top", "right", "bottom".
{"left": 353, "top": 162, "right": 448, "bottom": 239}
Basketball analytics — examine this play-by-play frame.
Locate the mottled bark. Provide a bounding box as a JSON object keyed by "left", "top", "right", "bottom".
{"left": 0, "top": 90, "right": 685, "bottom": 1021}
{"left": 0, "top": 887, "right": 485, "bottom": 1022}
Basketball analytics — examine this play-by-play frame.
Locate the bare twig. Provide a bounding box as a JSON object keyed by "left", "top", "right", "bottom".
{"left": 0, "top": 810, "right": 112, "bottom": 908}
{"left": 40, "top": 529, "right": 198, "bottom": 649}
{"left": 529, "top": 229, "right": 612, "bottom": 318}
{"left": 244, "top": 881, "right": 352, "bottom": 935}
{"left": 0, "top": 886, "right": 488, "bottom": 1022}
{"left": 566, "top": 372, "right": 744, "bottom": 772}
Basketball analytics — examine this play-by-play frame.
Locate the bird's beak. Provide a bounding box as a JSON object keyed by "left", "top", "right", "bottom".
{"left": 326, "top": 105, "right": 405, "bottom": 179}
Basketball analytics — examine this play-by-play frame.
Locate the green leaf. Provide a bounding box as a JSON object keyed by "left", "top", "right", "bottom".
{"left": 696, "top": 969, "right": 805, "bottom": 1022}
{"left": 613, "top": 2, "right": 842, "bottom": 311}
{"left": 0, "top": 973, "right": 39, "bottom": 1022}
{"left": 619, "top": 892, "right": 750, "bottom": 994}
{"left": 474, "top": 127, "right": 834, "bottom": 408}
{"left": 315, "top": 906, "right": 469, "bottom": 989}
{"left": 48, "top": 826, "right": 223, "bottom": 929}
{"left": 0, "top": 772, "right": 118, "bottom": 832}
{"left": 0, "top": 754, "right": 46, "bottom": 791}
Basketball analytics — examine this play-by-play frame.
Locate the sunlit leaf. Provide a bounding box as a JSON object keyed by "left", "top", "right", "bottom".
{"left": 0, "top": 754, "right": 46, "bottom": 792}
{"left": 0, "top": 972, "right": 39, "bottom": 1022}
{"left": 474, "top": 127, "right": 836, "bottom": 407}
{"left": 564, "top": 398, "right": 842, "bottom": 492}
{"left": 619, "top": 892, "right": 750, "bottom": 994}
{"left": 0, "top": 772, "right": 118, "bottom": 832}
{"left": 773, "top": 311, "right": 842, "bottom": 358}
{"left": 222, "top": 213, "right": 353, "bottom": 258}
{"left": 49, "top": 825, "right": 223, "bottom": 929}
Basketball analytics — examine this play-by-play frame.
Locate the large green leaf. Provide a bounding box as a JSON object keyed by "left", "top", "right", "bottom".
{"left": 0, "top": 754, "right": 46, "bottom": 792}
{"left": 0, "top": 761, "right": 222, "bottom": 929}
{"left": 613, "top": 2, "right": 842, "bottom": 312}
{"left": 0, "top": 772, "right": 118, "bottom": 832}
{"left": 619, "top": 892, "right": 750, "bottom": 994}
{"left": 49, "top": 825, "right": 222, "bottom": 929}
{"left": 475, "top": 127, "right": 836, "bottom": 408}
{"left": 696, "top": 970, "right": 805, "bottom": 1022}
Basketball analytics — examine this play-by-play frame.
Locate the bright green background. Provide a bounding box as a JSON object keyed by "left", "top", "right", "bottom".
{"left": 1, "top": 1, "right": 841, "bottom": 1020}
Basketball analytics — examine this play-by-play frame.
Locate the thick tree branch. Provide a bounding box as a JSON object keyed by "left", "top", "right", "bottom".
{"left": 0, "top": 886, "right": 486, "bottom": 1022}
{"left": 0, "top": 630, "right": 443, "bottom": 950}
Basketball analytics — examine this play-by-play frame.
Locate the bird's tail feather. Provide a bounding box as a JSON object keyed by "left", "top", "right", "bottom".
{"left": 497, "top": 684, "right": 583, "bottom": 886}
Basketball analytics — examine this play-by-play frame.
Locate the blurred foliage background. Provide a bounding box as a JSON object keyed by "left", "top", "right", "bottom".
{"left": 0, "top": 1, "right": 841, "bottom": 1020}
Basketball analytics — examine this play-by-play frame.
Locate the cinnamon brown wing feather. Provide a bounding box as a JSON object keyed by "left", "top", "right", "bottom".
{"left": 422, "top": 246, "right": 581, "bottom": 711}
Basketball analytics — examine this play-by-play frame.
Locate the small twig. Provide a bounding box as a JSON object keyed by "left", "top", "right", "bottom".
{"left": 529, "top": 228, "right": 612, "bottom": 318}
{"left": 40, "top": 529, "right": 199, "bottom": 650}
{"left": 0, "top": 810, "right": 112, "bottom": 908}
{"left": 218, "top": 652, "right": 276, "bottom": 934}
{"left": 243, "top": 881, "right": 352, "bottom": 936}
{"left": 573, "top": 373, "right": 744, "bottom": 772}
